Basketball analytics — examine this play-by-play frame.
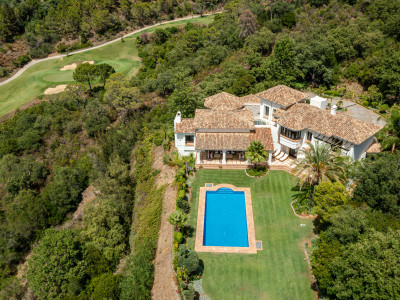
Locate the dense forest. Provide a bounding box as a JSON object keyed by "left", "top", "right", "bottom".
{"left": 0, "top": 0, "right": 400, "bottom": 298}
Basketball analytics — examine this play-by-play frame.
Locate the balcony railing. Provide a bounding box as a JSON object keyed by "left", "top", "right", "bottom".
{"left": 279, "top": 133, "right": 301, "bottom": 142}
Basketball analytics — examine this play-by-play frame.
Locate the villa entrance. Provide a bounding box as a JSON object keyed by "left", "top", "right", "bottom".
{"left": 289, "top": 148, "right": 297, "bottom": 158}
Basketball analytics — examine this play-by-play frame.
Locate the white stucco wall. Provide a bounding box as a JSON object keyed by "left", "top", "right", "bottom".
{"left": 353, "top": 136, "right": 375, "bottom": 160}
{"left": 258, "top": 99, "right": 284, "bottom": 124}
{"left": 175, "top": 133, "right": 196, "bottom": 156}
{"left": 244, "top": 104, "right": 261, "bottom": 119}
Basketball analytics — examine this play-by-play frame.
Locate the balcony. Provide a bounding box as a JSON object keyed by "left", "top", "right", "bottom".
{"left": 279, "top": 134, "right": 302, "bottom": 149}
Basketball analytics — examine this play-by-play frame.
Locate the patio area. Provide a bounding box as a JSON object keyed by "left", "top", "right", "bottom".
{"left": 198, "top": 150, "right": 249, "bottom": 166}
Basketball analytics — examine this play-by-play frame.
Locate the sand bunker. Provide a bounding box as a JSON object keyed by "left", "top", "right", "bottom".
{"left": 44, "top": 84, "right": 67, "bottom": 95}
{"left": 60, "top": 63, "right": 77, "bottom": 71}
{"left": 60, "top": 60, "right": 94, "bottom": 71}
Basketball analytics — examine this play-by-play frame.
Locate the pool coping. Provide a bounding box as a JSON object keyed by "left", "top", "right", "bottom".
{"left": 195, "top": 183, "right": 258, "bottom": 254}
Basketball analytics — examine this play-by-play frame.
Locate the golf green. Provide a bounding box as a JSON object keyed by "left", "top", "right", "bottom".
{"left": 0, "top": 15, "right": 215, "bottom": 117}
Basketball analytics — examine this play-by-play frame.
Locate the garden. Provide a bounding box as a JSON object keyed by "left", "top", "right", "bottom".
{"left": 186, "top": 169, "right": 315, "bottom": 299}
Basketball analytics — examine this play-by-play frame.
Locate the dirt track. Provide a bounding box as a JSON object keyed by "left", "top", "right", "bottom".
{"left": 151, "top": 147, "right": 180, "bottom": 300}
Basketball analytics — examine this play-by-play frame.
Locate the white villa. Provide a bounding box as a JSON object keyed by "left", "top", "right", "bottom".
{"left": 174, "top": 85, "right": 383, "bottom": 169}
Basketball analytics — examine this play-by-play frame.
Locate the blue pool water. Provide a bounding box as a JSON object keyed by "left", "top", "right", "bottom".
{"left": 203, "top": 188, "right": 249, "bottom": 247}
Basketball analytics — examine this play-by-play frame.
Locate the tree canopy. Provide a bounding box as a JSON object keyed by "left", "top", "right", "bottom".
{"left": 73, "top": 63, "right": 98, "bottom": 93}
{"left": 314, "top": 181, "right": 350, "bottom": 223}
{"left": 27, "top": 229, "right": 87, "bottom": 300}
{"left": 353, "top": 152, "right": 400, "bottom": 215}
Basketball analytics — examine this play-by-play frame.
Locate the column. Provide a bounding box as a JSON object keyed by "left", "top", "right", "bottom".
{"left": 222, "top": 150, "right": 226, "bottom": 164}
{"left": 196, "top": 150, "right": 201, "bottom": 164}
{"left": 268, "top": 150, "right": 273, "bottom": 165}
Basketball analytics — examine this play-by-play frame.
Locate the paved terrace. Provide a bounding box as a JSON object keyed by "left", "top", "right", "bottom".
{"left": 332, "top": 99, "right": 386, "bottom": 127}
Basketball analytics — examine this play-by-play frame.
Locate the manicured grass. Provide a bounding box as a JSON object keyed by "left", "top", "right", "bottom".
{"left": 0, "top": 15, "right": 215, "bottom": 117}
{"left": 188, "top": 169, "right": 314, "bottom": 300}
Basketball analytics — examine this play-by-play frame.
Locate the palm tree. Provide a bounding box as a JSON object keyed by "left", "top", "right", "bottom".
{"left": 377, "top": 106, "right": 400, "bottom": 153}
{"left": 168, "top": 209, "right": 187, "bottom": 231}
{"left": 245, "top": 141, "right": 268, "bottom": 168}
{"left": 292, "top": 142, "right": 349, "bottom": 189}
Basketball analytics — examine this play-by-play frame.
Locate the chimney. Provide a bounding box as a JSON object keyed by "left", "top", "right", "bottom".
{"left": 331, "top": 104, "right": 337, "bottom": 116}
{"left": 174, "top": 111, "right": 182, "bottom": 129}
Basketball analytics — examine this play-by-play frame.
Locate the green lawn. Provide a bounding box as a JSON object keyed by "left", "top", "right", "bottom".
{"left": 0, "top": 15, "right": 215, "bottom": 117}
{"left": 188, "top": 169, "right": 315, "bottom": 300}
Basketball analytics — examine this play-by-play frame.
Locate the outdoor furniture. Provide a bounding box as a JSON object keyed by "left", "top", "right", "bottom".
{"left": 276, "top": 152, "right": 285, "bottom": 160}
{"left": 239, "top": 152, "right": 245, "bottom": 160}
{"left": 226, "top": 154, "right": 233, "bottom": 159}
{"left": 214, "top": 154, "right": 221, "bottom": 159}
{"left": 279, "top": 153, "right": 289, "bottom": 161}
{"left": 207, "top": 151, "right": 213, "bottom": 160}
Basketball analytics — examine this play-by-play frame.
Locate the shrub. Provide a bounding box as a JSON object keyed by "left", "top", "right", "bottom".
{"left": 29, "top": 43, "right": 54, "bottom": 58}
{"left": 0, "top": 67, "right": 9, "bottom": 78}
{"left": 162, "top": 138, "right": 171, "bottom": 151}
{"left": 65, "top": 120, "right": 82, "bottom": 135}
{"left": 247, "top": 165, "right": 268, "bottom": 176}
{"left": 17, "top": 129, "right": 42, "bottom": 151}
{"left": 89, "top": 273, "right": 121, "bottom": 300}
{"left": 177, "top": 197, "right": 190, "bottom": 213}
{"left": 177, "top": 245, "right": 199, "bottom": 274}
{"left": 163, "top": 153, "right": 172, "bottom": 164}
{"left": 379, "top": 104, "right": 389, "bottom": 113}
{"left": 182, "top": 286, "right": 195, "bottom": 300}
{"left": 153, "top": 130, "right": 165, "bottom": 146}
{"left": 362, "top": 100, "right": 370, "bottom": 107}
{"left": 344, "top": 63, "right": 360, "bottom": 79}
{"left": 12, "top": 55, "right": 31, "bottom": 68}
{"left": 281, "top": 11, "right": 296, "bottom": 28}
{"left": 174, "top": 231, "right": 184, "bottom": 244}
{"left": 325, "top": 90, "right": 341, "bottom": 97}
{"left": 177, "top": 189, "right": 186, "bottom": 200}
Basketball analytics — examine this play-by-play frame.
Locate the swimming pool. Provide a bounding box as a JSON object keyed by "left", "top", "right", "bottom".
{"left": 203, "top": 187, "right": 249, "bottom": 247}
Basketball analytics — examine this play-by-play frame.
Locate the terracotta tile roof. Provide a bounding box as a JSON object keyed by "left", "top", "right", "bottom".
{"left": 193, "top": 109, "right": 254, "bottom": 130}
{"left": 256, "top": 85, "right": 308, "bottom": 107}
{"left": 195, "top": 128, "right": 274, "bottom": 150}
{"left": 273, "top": 103, "right": 383, "bottom": 145}
{"left": 175, "top": 118, "right": 195, "bottom": 133}
{"left": 240, "top": 94, "right": 261, "bottom": 104}
{"left": 251, "top": 128, "right": 274, "bottom": 150}
{"left": 203, "top": 92, "right": 244, "bottom": 110}
{"left": 366, "top": 140, "right": 383, "bottom": 153}
{"left": 196, "top": 132, "right": 251, "bottom": 150}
